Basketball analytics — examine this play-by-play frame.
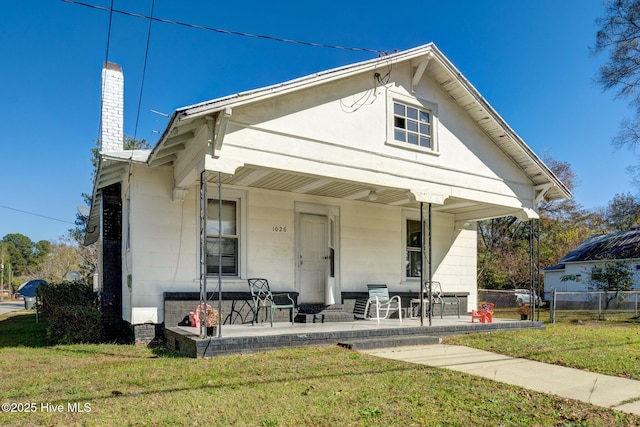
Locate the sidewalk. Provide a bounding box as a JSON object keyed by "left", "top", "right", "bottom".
{"left": 0, "top": 301, "right": 26, "bottom": 316}
{"left": 363, "top": 344, "right": 640, "bottom": 416}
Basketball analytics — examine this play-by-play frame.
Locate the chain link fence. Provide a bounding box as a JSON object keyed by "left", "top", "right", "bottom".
{"left": 548, "top": 290, "right": 640, "bottom": 323}
{"left": 478, "top": 289, "right": 523, "bottom": 309}
{"left": 477, "top": 289, "right": 545, "bottom": 320}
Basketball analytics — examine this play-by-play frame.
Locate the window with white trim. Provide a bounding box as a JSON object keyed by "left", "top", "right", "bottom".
{"left": 393, "top": 102, "right": 433, "bottom": 149}
{"left": 405, "top": 218, "right": 422, "bottom": 279}
{"left": 206, "top": 199, "right": 239, "bottom": 276}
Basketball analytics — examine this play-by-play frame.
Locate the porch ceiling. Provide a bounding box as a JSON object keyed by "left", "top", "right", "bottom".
{"left": 206, "top": 166, "right": 524, "bottom": 222}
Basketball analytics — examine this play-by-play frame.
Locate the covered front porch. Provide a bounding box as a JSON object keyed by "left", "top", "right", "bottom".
{"left": 165, "top": 315, "right": 542, "bottom": 358}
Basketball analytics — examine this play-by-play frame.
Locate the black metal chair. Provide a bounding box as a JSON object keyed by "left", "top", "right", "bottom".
{"left": 431, "top": 282, "right": 461, "bottom": 318}
{"left": 247, "top": 278, "right": 296, "bottom": 326}
{"left": 409, "top": 281, "right": 460, "bottom": 319}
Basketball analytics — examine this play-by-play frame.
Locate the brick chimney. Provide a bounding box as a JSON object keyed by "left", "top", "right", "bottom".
{"left": 100, "top": 62, "right": 124, "bottom": 152}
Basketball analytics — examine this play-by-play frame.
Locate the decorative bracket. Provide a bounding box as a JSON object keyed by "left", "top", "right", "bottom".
{"left": 172, "top": 187, "right": 189, "bottom": 203}
{"left": 411, "top": 55, "right": 432, "bottom": 94}
{"left": 534, "top": 183, "right": 554, "bottom": 205}
{"left": 207, "top": 107, "right": 232, "bottom": 158}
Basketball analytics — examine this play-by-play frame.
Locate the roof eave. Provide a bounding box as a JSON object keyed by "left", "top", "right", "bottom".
{"left": 148, "top": 42, "right": 571, "bottom": 201}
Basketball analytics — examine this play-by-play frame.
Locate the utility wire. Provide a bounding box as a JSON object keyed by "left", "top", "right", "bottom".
{"left": 62, "top": 0, "right": 387, "bottom": 55}
{"left": 97, "top": 0, "right": 115, "bottom": 145}
{"left": 0, "top": 204, "right": 76, "bottom": 225}
{"left": 132, "top": 0, "right": 154, "bottom": 142}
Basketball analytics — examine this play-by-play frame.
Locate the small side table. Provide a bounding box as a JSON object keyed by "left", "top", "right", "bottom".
{"left": 409, "top": 298, "right": 430, "bottom": 319}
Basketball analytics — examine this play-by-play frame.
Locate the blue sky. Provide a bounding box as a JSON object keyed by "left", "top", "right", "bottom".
{"left": 0, "top": 0, "right": 635, "bottom": 243}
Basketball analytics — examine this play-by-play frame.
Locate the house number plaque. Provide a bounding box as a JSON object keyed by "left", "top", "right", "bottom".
{"left": 272, "top": 226, "right": 288, "bottom": 232}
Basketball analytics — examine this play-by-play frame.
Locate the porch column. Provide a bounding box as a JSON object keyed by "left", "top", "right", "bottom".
{"left": 199, "top": 170, "right": 224, "bottom": 338}
{"left": 199, "top": 171, "right": 208, "bottom": 337}
{"left": 419, "top": 202, "right": 433, "bottom": 326}
{"left": 528, "top": 219, "right": 540, "bottom": 322}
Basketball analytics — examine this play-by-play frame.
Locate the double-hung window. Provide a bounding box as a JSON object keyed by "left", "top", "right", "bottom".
{"left": 206, "top": 199, "right": 239, "bottom": 276}
{"left": 405, "top": 219, "right": 422, "bottom": 279}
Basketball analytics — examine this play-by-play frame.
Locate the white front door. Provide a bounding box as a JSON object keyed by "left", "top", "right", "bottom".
{"left": 298, "top": 214, "right": 328, "bottom": 303}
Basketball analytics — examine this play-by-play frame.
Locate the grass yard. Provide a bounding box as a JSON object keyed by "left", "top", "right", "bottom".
{"left": 1, "top": 310, "right": 639, "bottom": 426}
{"left": 445, "top": 316, "right": 640, "bottom": 380}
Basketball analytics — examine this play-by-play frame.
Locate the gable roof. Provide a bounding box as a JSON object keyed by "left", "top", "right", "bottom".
{"left": 545, "top": 229, "right": 640, "bottom": 271}
{"left": 86, "top": 42, "right": 572, "bottom": 245}
{"left": 148, "top": 43, "right": 571, "bottom": 202}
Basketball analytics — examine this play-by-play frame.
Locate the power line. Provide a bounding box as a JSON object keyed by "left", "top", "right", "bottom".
{"left": 61, "top": 0, "right": 387, "bottom": 55}
{"left": 97, "top": 0, "right": 115, "bottom": 145}
{"left": 133, "top": 0, "right": 154, "bottom": 142}
{"left": 0, "top": 204, "right": 76, "bottom": 225}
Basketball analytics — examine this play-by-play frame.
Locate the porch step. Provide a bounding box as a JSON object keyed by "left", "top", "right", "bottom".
{"left": 295, "top": 312, "right": 354, "bottom": 323}
{"left": 295, "top": 304, "right": 354, "bottom": 323}
{"left": 337, "top": 335, "right": 442, "bottom": 350}
{"left": 166, "top": 321, "right": 545, "bottom": 358}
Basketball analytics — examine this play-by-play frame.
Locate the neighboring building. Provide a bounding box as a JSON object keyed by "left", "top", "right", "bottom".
{"left": 543, "top": 229, "right": 640, "bottom": 301}
{"left": 86, "top": 43, "right": 570, "bottom": 341}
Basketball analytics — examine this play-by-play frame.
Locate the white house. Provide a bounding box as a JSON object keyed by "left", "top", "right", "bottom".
{"left": 86, "top": 44, "right": 570, "bottom": 341}
{"left": 544, "top": 229, "right": 640, "bottom": 302}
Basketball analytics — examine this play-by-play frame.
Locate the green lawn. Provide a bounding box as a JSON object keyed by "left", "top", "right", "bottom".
{"left": 1, "top": 310, "right": 639, "bottom": 426}
{"left": 445, "top": 316, "right": 640, "bottom": 380}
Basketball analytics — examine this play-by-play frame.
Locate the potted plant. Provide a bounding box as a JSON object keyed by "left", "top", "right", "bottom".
{"left": 517, "top": 304, "right": 531, "bottom": 320}
{"left": 197, "top": 303, "right": 219, "bottom": 336}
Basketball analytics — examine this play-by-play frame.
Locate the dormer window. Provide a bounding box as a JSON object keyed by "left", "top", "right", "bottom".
{"left": 393, "top": 102, "right": 432, "bottom": 149}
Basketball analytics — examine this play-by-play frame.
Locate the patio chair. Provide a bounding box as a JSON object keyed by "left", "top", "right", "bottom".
{"left": 364, "top": 284, "right": 402, "bottom": 324}
{"left": 471, "top": 302, "right": 494, "bottom": 323}
{"left": 431, "top": 282, "right": 461, "bottom": 319}
{"left": 247, "top": 278, "right": 296, "bottom": 326}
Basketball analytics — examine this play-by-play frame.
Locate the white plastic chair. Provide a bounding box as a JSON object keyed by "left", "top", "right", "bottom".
{"left": 364, "top": 284, "right": 402, "bottom": 324}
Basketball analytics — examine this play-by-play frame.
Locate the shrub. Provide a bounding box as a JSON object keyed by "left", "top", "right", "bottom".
{"left": 37, "top": 281, "right": 98, "bottom": 316}
{"left": 36, "top": 281, "right": 102, "bottom": 344}
{"left": 47, "top": 306, "right": 103, "bottom": 344}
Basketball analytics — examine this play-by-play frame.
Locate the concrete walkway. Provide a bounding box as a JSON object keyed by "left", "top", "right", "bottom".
{"left": 363, "top": 344, "right": 640, "bottom": 416}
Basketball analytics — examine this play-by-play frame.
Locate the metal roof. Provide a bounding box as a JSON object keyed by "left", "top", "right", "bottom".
{"left": 545, "top": 229, "right": 640, "bottom": 271}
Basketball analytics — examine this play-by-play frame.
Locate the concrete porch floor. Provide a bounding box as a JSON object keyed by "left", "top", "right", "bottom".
{"left": 165, "top": 315, "right": 543, "bottom": 358}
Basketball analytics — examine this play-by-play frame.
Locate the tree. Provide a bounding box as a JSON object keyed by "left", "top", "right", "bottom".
{"left": 72, "top": 136, "right": 152, "bottom": 240}
{"left": 586, "top": 261, "right": 634, "bottom": 309}
{"left": 1, "top": 233, "right": 50, "bottom": 277}
{"left": 477, "top": 156, "right": 595, "bottom": 289}
{"left": 477, "top": 217, "right": 531, "bottom": 289}
{"left": 605, "top": 192, "right": 640, "bottom": 231}
{"left": 37, "top": 234, "right": 96, "bottom": 284}
{"left": 593, "top": 1, "right": 640, "bottom": 185}
{"left": 0, "top": 242, "right": 10, "bottom": 290}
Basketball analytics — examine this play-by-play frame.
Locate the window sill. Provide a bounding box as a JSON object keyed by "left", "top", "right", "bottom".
{"left": 386, "top": 139, "right": 440, "bottom": 156}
